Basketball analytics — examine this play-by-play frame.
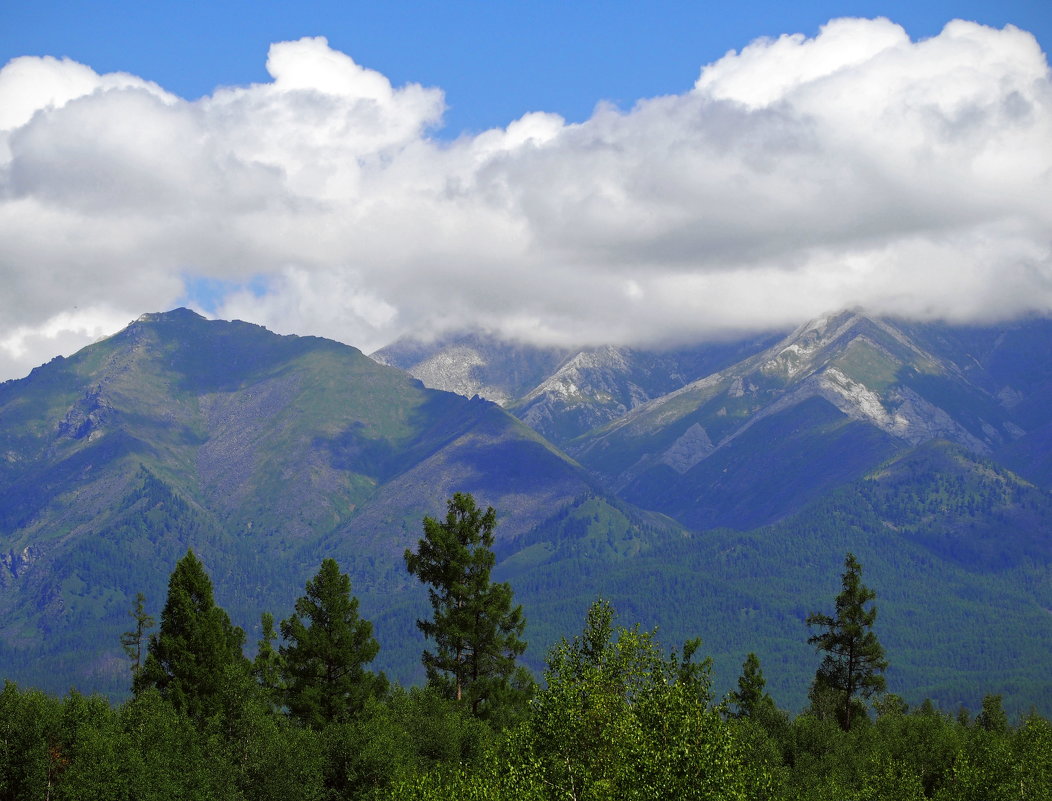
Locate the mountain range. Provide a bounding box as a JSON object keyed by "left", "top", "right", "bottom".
{"left": 379, "top": 311, "right": 1052, "bottom": 528}
{"left": 1, "top": 308, "right": 1050, "bottom": 713}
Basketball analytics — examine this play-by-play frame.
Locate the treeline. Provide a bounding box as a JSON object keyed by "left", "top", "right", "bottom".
{"left": 2, "top": 494, "right": 1050, "bottom": 799}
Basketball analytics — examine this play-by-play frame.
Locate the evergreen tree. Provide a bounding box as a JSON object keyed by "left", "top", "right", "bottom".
{"left": 728, "top": 652, "right": 771, "bottom": 719}
{"left": 253, "top": 612, "right": 285, "bottom": 712}
{"left": 975, "top": 694, "right": 1008, "bottom": 733}
{"left": 135, "top": 549, "right": 249, "bottom": 722}
{"left": 404, "top": 493, "right": 527, "bottom": 718}
{"left": 806, "top": 552, "right": 887, "bottom": 730}
{"left": 119, "top": 591, "right": 154, "bottom": 679}
{"left": 279, "top": 558, "right": 386, "bottom": 728}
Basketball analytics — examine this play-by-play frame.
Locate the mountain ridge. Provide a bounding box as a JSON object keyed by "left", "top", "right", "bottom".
{"left": 1, "top": 307, "right": 1051, "bottom": 714}
{"left": 1, "top": 309, "right": 662, "bottom": 693}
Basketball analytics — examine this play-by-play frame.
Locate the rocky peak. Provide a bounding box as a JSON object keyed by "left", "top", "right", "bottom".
{"left": 134, "top": 307, "right": 206, "bottom": 325}
{"left": 371, "top": 331, "right": 571, "bottom": 406}
{"left": 757, "top": 310, "right": 939, "bottom": 383}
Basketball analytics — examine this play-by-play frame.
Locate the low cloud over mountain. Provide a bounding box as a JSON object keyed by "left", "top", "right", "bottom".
{"left": 1, "top": 18, "right": 1050, "bottom": 380}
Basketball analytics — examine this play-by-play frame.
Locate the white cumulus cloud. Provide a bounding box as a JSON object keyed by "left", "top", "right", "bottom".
{"left": 0, "top": 21, "right": 1049, "bottom": 381}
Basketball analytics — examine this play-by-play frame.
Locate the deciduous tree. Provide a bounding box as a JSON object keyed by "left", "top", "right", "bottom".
{"left": 521, "top": 599, "right": 777, "bottom": 799}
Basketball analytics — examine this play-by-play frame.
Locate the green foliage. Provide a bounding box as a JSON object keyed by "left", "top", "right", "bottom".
{"left": 319, "top": 687, "right": 493, "bottom": 797}
{"left": 727, "top": 652, "right": 778, "bottom": 721}
{"left": 2, "top": 601, "right": 1051, "bottom": 801}
{"left": 404, "top": 493, "right": 528, "bottom": 718}
{"left": 252, "top": 611, "right": 284, "bottom": 712}
{"left": 858, "top": 752, "right": 927, "bottom": 801}
{"left": 135, "top": 549, "right": 251, "bottom": 723}
{"left": 279, "top": 558, "right": 387, "bottom": 728}
{"left": 807, "top": 552, "right": 888, "bottom": 730}
{"left": 975, "top": 693, "right": 1008, "bottom": 733}
{"left": 512, "top": 599, "right": 779, "bottom": 800}
{"left": 0, "top": 680, "right": 63, "bottom": 800}
{"left": 119, "top": 591, "right": 155, "bottom": 679}
{"left": 1013, "top": 713, "right": 1052, "bottom": 800}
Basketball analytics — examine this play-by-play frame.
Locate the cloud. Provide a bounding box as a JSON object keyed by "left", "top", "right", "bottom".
{"left": 0, "top": 22, "right": 1049, "bottom": 380}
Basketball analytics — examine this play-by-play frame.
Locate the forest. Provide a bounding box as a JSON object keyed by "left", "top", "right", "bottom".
{"left": 1, "top": 494, "right": 1049, "bottom": 800}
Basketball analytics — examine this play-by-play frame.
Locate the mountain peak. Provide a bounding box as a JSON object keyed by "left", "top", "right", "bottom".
{"left": 134, "top": 307, "right": 207, "bottom": 325}
{"left": 791, "top": 307, "right": 868, "bottom": 337}
{"left": 372, "top": 332, "right": 572, "bottom": 407}
{"left": 757, "top": 310, "right": 939, "bottom": 384}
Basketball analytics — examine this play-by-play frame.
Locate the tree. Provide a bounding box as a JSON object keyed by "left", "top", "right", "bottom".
{"left": 728, "top": 652, "right": 774, "bottom": 720}
{"left": 119, "top": 592, "right": 154, "bottom": 679}
{"left": 404, "top": 493, "right": 526, "bottom": 718}
{"left": 975, "top": 694, "right": 1008, "bottom": 733}
{"left": 279, "top": 558, "right": 386, "bottom": 728}
{"left": 253, "top": 612, "right": 285, "bottom": 713}
{"left": 806, "top": 552, "right": 887, "bottom": 730}
{"left": 515, "top": 599, "right": 777, "bottom": 800}
{"left": 135, "top": 549, "right": 250, "bottom": 722}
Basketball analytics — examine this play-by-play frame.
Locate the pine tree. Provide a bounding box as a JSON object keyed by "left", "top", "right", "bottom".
{"left": 806, "top": 552, "right": 887, "bottom": 730}
{"left": 252, "top": 612, "right": 285, "bottom": 712}
{"left": 279, "top": 558, "right": 386, "bottom": 728}
{"left": 119, "top": 592, "right": 154, "bottom": 679}
{"left": 728, "top": 652, "right": 772, "bottom": 719}
{"left": 135, "top": 549, "right": 249, "bottom": 722}
{"left": 976, "top": 694, "right": 1008, "bottom": 733}
{"left": 404, "top": 492, "right": 527, "bottom": 718}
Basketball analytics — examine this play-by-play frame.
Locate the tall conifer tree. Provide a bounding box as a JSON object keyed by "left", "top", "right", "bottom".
{"left": 806, "top": 552, "right": 887, "bottom": 730}
{"left": 404, "top": 493, "right": 527, "bottom": 718}
{"left": 120, "top": 592, "right": 154, "bottom": 679}
{"left": 728, "top": 652, "right": 773, "bottom": 720}
{"left": 253, "top": 611, "right": 285, "bottom": 713}
{"left": 135, "top": 550, "right": 249, "bottom": 722}
{"left": 279, "top": 558, "right": 386, "bottom": 728}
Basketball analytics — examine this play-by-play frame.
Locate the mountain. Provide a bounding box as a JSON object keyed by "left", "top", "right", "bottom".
{"left": 0, "top": 309, "right": 671, "bottom": 694}
{"left": 568, "top": 311, "right": 1048, "bottom": 530}
{"left": 2, "top": 307, "right": 1051, "bottom": 715}
{"left": 892, "top": 317, "right": 1052, "bottom": 490}
{"left": 538, "top": 440, "right": 1052, "bottom": 714}
{"left": 373, "top": 331, "right": 782, "bottom": 447}
{"left": 371, "top": 331, "right": 573, "bottom": 407}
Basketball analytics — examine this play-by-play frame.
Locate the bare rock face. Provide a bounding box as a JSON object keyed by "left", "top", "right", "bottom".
{"left": 371, "top": 332, "right": 571, "bottom": 407}
{"left": 515, "top": 346, "right": 659, "bottom": 442}
{"left": 374, "top": 329, "right": 785, "bottom": 447}
{"left": 0, "top": 545, "right": 39, "bottom": 584}
{"left": 410, "top": 345, "right": 499, "bottom": 403}
{"left": 658, "top": 423, "right": 714, "bottom": 474}
{"left": 814, "top": 369, "right": 991, "bottom": 453}
{"left": 731, "top": 311, "right": 1004, "bottom": 455}
{"left": 56, "top": 386, "right": 113, "bottom": 441}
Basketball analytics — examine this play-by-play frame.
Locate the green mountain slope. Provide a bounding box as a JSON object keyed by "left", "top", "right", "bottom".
{"left": 500, "top": 441, "right": 1052, "bottom": 715}
{"left": 569, "top": 311, "right": 1046, "bottom": 530}
{"left": 0, "top": 310, "right": 617, "bottom": 695}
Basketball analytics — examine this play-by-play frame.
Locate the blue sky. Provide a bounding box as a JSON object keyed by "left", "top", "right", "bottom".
{"left": 3, "top": 1, "right": 1049, "bottom": 135}
{"left": 0, "top": 1, "right": 1050, "bottom": 379}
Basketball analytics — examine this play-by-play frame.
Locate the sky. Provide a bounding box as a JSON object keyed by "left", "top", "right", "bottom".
{"left": 0, "top": 1, "right": 1050, "bottom": 381}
